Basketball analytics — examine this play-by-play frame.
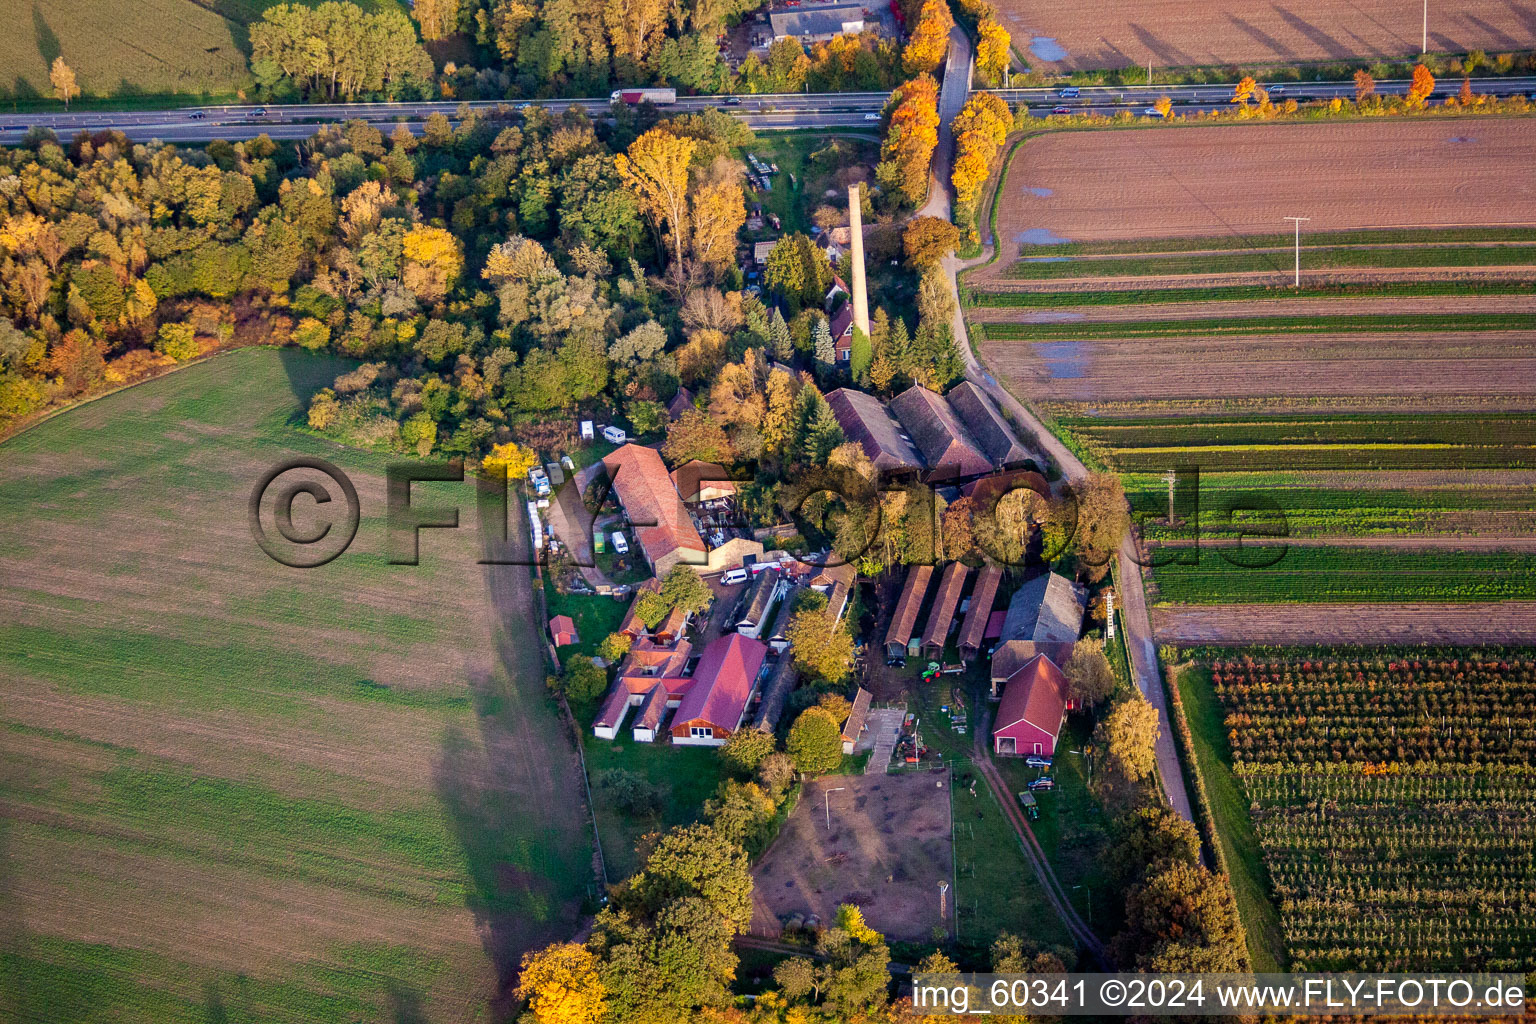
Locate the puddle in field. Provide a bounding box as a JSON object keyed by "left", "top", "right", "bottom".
{"left": 1022, "top": 256, "right": 1069, "bottom": 263}
{"left": 1016, "top": 228, "right": 1071, "bottom": 245}
{"left": 1448, "top": 135, "right": 1478, "bottom": 144}
{"left": 1029, "top": 36, "right": 1069, "bottom": 61}
{"left": 1023, "top": 186, "right": 1053, "bottom": 197}
{"left": 1035, "top": 341, "right": 1088, "bottom": 378}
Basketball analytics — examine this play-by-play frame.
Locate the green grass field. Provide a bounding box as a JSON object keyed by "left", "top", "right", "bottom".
{"left": 1006, "top": 244, "right": 1536, "bottom": 281}
{"left": 581, "top": 740, "right": 728, "bottom": 881}
{"left": 1169, "top": 664, "right": 1285, "bottom": 971}
{"left": 966, "top": 280, "right": 1536, "bottom": 307}
{"left": 0, "top": 347, "right": 590, "bottom": 1023}
{"left": 1149, "top": 546, "right": 1536, "bottom": 603}
{"left": 1005, "top": 227, "right": 1536, "bottom": 259}
{"left": 0, "top": 0, "right": 405, "bottom": 103}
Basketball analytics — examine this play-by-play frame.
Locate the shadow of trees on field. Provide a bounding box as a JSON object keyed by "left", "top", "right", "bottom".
{"left": 432, "top": 478, "right": 591, "bottom": 1021}
{"left": 32, "top": 6, "right": 60, "bottom": 69}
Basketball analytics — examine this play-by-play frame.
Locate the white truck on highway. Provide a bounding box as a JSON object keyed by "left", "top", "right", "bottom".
{"left": 610, "top": 88, "right": 678, "bottom": 105}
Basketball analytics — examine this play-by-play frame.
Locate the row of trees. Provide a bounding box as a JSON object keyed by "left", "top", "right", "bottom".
{"left": 949, "top": 90, "right": 1010, "bottom": 239}
{"left": 252, "top": 3, "right": 438, "bottom": 101}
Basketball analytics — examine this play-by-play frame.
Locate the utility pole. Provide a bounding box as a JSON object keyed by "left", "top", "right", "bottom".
{"left": 1163, "top": 468, "right": 1178, "bottom": 524}
{"left": 824, "top": 786, "right": 845, "bottom": 830}
{"left": 1284, "top": 216, "right": 1310, "bottom": 288}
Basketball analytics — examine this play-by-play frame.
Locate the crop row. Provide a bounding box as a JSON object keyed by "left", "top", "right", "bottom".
{"left": 1006, "top": 228, "right": 1536, "bottom": 259}
{"left": 965, "top": 280, "right": 1536, "bottom": 308}
{"left": 1005, "top": 244, "right": 1536, "bottom": 281}
{"left": 1213, "top": 656, "right": 1536, "bottom": 763}
{"left": 980, "top": 312, "right": 1536, "bottom": 340}
{"left": 1066, "top": 413, "right": 1536, "bottom": 448}
{"left": 1238, "top": 766, "right": 1536, "bottom": 970}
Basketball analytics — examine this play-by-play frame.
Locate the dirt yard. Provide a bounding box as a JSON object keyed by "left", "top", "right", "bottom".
{"left": 1153, "top": 601, "right": 1536, "bottom": 643}
{"left": 750, "top": 773, "right": 953, "bottom": 942}
{"left": 983, "top": 120, "right": 1536, "bottom": 262}
{"left": 998, "top": 0, "right": 1536, "bottom": 71}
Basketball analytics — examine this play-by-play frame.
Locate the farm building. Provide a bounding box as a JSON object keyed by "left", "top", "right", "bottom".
{"left": 631, "top": 684, "right": 671, "bottom": 743}
{"left": 602, "top": 444, "right": 708, "bottom": 577}
{"left": 992, "top": 654, "right": 1069, "bottom": 758}
{"left": 766, "top": 584, "right": 801, "bottom": 654}
{"left": 991, "top": 572, "right": 1087, "bottom": 697}
{"left": 671, "top": 460, "right": 737, "bottom": 503}
{"left": 753, "top": 652, "right": 800, "bottom": 732}
{"left": 958, "top": 564, "right": 1003, "bottom": 659}
{"left": 826, "top": 388, "right": 924, "bottom": 477}
{"left": 601, "top": 443, "right": 763, "bottom": 576}
{"left": 549, "top": 615, "right": 579, "bottom": 647}
{"left": 890, "top": 385, "right": 993, "bottom": 482}
{"left": 921, "top": 562, "right": 968, "bottom": 657}
{"left": 667, "top": 387, "right": 694, "bottom": 421}
{"left": 885, "top": 565, "right": 933, "bottom": 658}
{"left": 829, "top": 305, "right": 856, "bottom": 364}
{"left": 736, "top": 570, "right": 786, "bottom": 640}
{"left": 807, "top": 560, "right": 856, "bottom": 623}
{"left": 671, "top": 633, "right": 769, "bottom": 746}
{"left": 841, "top": 687, "right": 872, "bottom": 754}
{"left": 769, "top": 0, "right": 867, "bottom": 42}
{"left": 944, "top": 382, "right": 1033, "bottom": 470}
{"left": 653, "top": 606, "right": 691, "bottom": 646}
{"left": 593, "top": 637, "right": 697, "bottom": 741}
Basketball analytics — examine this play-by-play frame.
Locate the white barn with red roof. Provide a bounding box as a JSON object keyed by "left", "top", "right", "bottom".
{"left": 670, "top": 633, "right": 768, "bottom": 746}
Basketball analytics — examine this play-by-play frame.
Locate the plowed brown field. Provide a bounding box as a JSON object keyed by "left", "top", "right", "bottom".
{"left": 1001, "top": 0, "right": 1536, "bottom": 71}
{"left": 983, "top": 120, "right": 1536, "bottom": 277}
{"left": 1152, "top": 601, "right": 1536, "bottom": 643}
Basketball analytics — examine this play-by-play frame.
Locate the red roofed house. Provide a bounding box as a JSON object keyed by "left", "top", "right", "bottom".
{"left": 829, "top": 305, "right": 855, "bottom": 363}
{"left": 671, "top": 460, "right": 737, "bottom": 503}
{"left": 603, "top": 444, "right": 708, "bottom": 578}
{"left": 549, "top": 615, "right": 579, "bottom": 648}
{"left": 890, "top": 385, "right": 993, "bottom": 482}
{"left": 992, "top": 653, "right": 1069, "bottom": 758}
{"left": 670, "top": 633, "right": 768, "bottom": 746}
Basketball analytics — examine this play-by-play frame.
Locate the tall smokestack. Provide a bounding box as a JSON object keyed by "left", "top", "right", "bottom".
{"left": 847, "top": 183, "right": 870, "bottom": 343}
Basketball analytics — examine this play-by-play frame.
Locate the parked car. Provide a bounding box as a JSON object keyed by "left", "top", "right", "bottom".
{"left": 601, "top": 425, "right": 627, "bottom": 444}
{"left": 887, "top": 656, "right": 906, "bottom": 668}
{"left": 1028, "top": 776, "right": 1055, "bottom": 791}
{"left": 1058, "top": 86, "right": 1080, "bottom": 98}
{"left": 611, "top": 531, "right": 629, "bottom": 555}
{"left": 721, "top": 568, "right": 750, "bottom": 586}
{"left": 1051, "top": 105, "right": 1072, "bottom": 115}
{"left": 1025, "top": 755, "right": 1052, "bottom": 769}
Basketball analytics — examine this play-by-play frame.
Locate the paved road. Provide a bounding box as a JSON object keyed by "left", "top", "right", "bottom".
{"left": 0, "top": 92, "right": 892, "bottom": 145}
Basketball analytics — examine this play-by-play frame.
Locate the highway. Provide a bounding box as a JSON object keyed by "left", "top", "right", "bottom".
{"left": 4, "top": 74, "right": 1533, "bottom": 145}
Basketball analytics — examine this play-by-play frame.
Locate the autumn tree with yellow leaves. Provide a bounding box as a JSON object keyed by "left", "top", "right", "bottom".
{"left": 401, "top": 225, "right": 463, "bottom": 303}
{"left": 483, "top": 441, "right": 540, "bottom": 481}
{"left": 950, "top": 90, "right": 1010, "bottom": 217}
{"left": 689, "top": 158, "right": 747, "bottom": 278}
{"left": 50, "top": 58, "right": 80, "bottom": 110}
{"left": 902, "top": 0, "right": 954, "bottom": 75}
{"left": 976, "top": 17, "right": 1012, "bottom": 85}
{"left": 617, "top": 128, "right": 697, "bottom": 272}
{"left": 878, "top": 74, "right": 941, "bottom": 208}
{"left": 516, "top": 942, "right": 607, "bottom": 1024}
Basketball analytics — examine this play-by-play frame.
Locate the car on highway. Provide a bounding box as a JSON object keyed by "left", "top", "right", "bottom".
{"left": 1057, "top": 86, "right": 1080, "bottom": 98}
{"left": 863, "top": 112, "right": 881, "bottom": 120}
{"left": 1143, "top": 106, "right": 1167, "bottom": 117}
{"left": 517, "top": 102, "right": 534, "bottom": 111}
{"left": 188, "top": 111, "right": 205, "bottom": 119}
{"left": 1051, "top": 105, "right": 1072, "bottom": 115}
{"left": 1268, "top": 84, "right": 1286, "bottom": 95}
{"left": 722, "top": 96, "right": 741, "bottom": 105}
{"left": 248, "top": 107, "right": 267, "bottom": 117}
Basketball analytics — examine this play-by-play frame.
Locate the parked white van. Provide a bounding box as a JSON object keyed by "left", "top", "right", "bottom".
{"left": 602, "top": 425, "right": 627, "bottom": 444}
{"left": 721, "top": 568, "right": 749, "bottom": 586}
{"left": 611, "top": 531, "right": 629, "bottom": 554}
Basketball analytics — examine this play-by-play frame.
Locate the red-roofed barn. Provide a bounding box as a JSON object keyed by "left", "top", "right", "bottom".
{"left": 670, "top": 633, "right": 768, "bottom": 746}
{"left": 992, "top": 654, "right": 1069, "bottom": 758}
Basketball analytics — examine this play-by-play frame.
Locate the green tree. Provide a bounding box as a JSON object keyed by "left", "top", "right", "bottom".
{"left": 555, "top": 655, "right": 608, "bottom": 705}
{"left": 153, "top": 323, "right": 199, "bottom": 362}
{"left": 1096, "top": 694, "right": 1159, "bottom": 784}
{"left": 1064, "top": 637, "right": 1117, "bottom": 708}
{"left": 786, "top": 604, "right": 855, "bottom": 684}
{"left": 659, "top": 564, "right": 712, "bottom": 615}
{"left": 719, "top": 728, "right": 776, "bottom": 776}
{"left": 786, "top": 706, "right": 843, "bottom": 774}
{"left": 1114, "top": 860, "right": 1248, "bottom": 971}
{"left": 626, "top": 823, "right": 754, "bottom": 930}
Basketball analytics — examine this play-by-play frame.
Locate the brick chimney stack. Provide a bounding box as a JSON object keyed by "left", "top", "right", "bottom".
{"left": 848, "top": 183, "right": 871, "bottom": 342}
